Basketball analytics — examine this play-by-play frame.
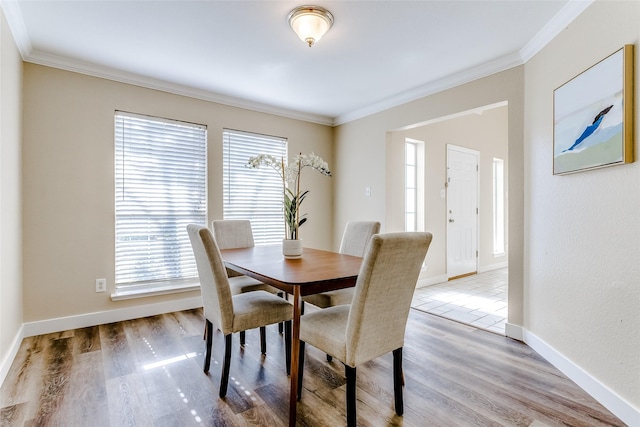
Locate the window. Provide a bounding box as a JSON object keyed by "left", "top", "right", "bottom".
{"left": 405, "top": 141, "right": 417, "bottom": 231}
{"left": 493, "top": 158, "right": 505, "bottom": 256}
{"left": 223, "top": 129, "right": 287, "bottom": 245}
{"left": 114, "top": 112, "right": 207, "bottom": 294}
{"left": 404, "top": 139, "right": 424, "bottom": 232}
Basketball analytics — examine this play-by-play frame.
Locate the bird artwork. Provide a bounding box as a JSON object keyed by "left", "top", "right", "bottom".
{"left": 562, "top": 105, "right": 613, "bottom": 152}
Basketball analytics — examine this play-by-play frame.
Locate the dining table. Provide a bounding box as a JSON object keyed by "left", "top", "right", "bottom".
{"left": 220, "top": 244, "right": 362, "bottom": 427}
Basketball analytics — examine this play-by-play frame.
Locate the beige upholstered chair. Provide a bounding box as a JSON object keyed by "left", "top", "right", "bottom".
{"left": 302, "top": 220, "right": 381, "bottom": 308}
{"left": 211, "top": 219, "right": 270, "bottom": 286}
{"left": 297, "top": 232, "right": 432, "bottom": 426}
{"left": 187, "top": 224, "right": 293, "bottom": 397}
{"left": 212, "top": 219, "right": 282, "bottom": 344}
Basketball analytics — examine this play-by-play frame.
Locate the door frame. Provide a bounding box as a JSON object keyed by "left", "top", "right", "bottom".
{"left": 446, "top": 144, "right": 479, "bottom": 279}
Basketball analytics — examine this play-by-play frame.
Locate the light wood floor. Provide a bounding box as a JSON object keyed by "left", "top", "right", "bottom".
{"left": 0, "top": 308, "right": 624, "bottom": 426}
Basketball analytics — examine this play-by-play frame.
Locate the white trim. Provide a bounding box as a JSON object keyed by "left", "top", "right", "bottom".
{"left": 519, "top": 0, "right": 594, "bottom": 63}
{"left": 416, "top": 263, "right": 506, "bottom": 289}
{"left": 335, "top": 53, "right": 523, "bottom": 126}
{"left": 0, "top": 324, "right": 25, "bottom": 389}
{"left": 505, "top": 322, "right": 524, "bottom": 341}
{"left": 22, "top": 50, "right": 334, "bottom": 127}
{"left": 111, "top": 282, "right": 200, "bottom": 301}
{"left": 446, "top": 144, "right": 480, "bottom": 280}
{"left": 507, "top": 325, "right": 639, "bottom": 426}
{"left": 415, "top": 273, "right": 448, "bottom": 289}
{"left": 22, "top": 297, "right": 202, "bottom": 338}
{"left": 1, "top": 0, "right": 589, "bottom": 127}
{"left": 0, "top": 0, "right": 31, "bottom": 57}
{"left": 478, "top": 261, "right": 508, "bottom": 274}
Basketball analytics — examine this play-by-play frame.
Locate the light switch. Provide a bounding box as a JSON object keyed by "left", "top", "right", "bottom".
{"left": 365, "top": 186, "right": 371, "bottom": 197}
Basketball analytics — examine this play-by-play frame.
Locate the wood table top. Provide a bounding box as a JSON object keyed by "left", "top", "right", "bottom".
{"left": 220, "top": 244, "right": 362, "bottom": 295}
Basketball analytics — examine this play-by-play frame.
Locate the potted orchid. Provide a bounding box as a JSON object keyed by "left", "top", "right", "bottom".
{"left": 247, "top": 152, "right": 331, "bottom": 257}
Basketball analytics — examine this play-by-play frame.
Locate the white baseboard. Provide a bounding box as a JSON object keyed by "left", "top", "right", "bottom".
{"left": 22, "top": 297, "right": 203, "bottom": 337}
{"left": 416, "top": 273, "right": 448, "bottom": 288}
{"left": 521, "top": 327, "right": 639, "bottom": 426}
{"left": 5, "top": 298, "right": 638, "bottom": 425}
{"left": 505, "top": 322, "right": 524, "bottom": 341}
{"left": 478, "top": 261, "right": 508, "bottom": 273}
{"left": 0, "top": 324, "right": 25, "bottom": 389}
{"left": 1, "top": 297, "right": 202, "bottom": 390}
{"left": 416, "top": 262, "right": 507, "bottom": 289}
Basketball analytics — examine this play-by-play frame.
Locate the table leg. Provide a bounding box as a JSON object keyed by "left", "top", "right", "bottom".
{"left": 289, "top": 286, "right": 301, "bottom": 427}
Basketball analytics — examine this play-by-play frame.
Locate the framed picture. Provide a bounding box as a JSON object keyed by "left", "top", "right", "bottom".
{"left": 553, "top": 45, "right": 634, "bottom": 175}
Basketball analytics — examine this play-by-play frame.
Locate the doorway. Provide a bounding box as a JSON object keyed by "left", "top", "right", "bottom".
{"left": 386, "top": 102, "right": 509, "bottom": 333}
{"left": 446, "top": 145, "right": 479, "bottom": 279}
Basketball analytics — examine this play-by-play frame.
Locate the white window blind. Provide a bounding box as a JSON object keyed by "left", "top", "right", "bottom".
{"left": 493, "top": 158, "right": 505, "bottom": 256}
{"left": 223, "top": 129, "right": 286, "bottom": 244}
{"left": 405, "top": 140, "right": 417, "bottom": 232}
{"left": 115, "top": 111, "right": 207, "bottom": 289}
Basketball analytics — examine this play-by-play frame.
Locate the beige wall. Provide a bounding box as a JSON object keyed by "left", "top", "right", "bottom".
{"left": 524, "top": 0, "right": 639, "bottom": 410}
{"left": 3, "top": 0, "right": 638, "bottom": 416}
{"left": 387, "top": 105, "right": 509, "bottom": 279}
{"left": 334, "top": 66, "right": 525, "bottom": 324}
{"left": 0, "top": 8, "right": 23, "bottom": 376}
{"left": 21, "top": 64, "right": 333, "bottom": 323}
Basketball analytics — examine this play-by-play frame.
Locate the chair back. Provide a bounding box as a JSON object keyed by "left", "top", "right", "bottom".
{"left": 187, "top": 224, "right": 234, "bottom": 334}
{"left": 339, "top": 221, "right": 381, "bottom": 257}
{"left": 211, "top": 219, "right": 255, "bottom": 249}
{"left": 345, "top": 232, "right": 432, "bottom": 367}
{"left": 212, "top": 220, "right": 255, "bottom": 278}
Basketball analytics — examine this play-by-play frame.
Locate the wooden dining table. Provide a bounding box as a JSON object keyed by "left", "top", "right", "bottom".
{"left": 220, "top": 244, "right": 362, "bottom": 427}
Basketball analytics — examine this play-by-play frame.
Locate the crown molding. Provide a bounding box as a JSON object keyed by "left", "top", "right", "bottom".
{"left": 25, "top": 51, "right": 334, "bottom": 126}
{"left": 334, "top": 0, "right": 593, "bottom": 126}
{"left": 334, "top": 52, "right": 523, "bottom": 126}
{"left": 2, "top": 0, "right": 592, "bottom": 128}
{"left": 0, "top": 0, "right": 31, "bottom": 56}
{"left": 519, "top": 0, "right": 594, "bottom": 63}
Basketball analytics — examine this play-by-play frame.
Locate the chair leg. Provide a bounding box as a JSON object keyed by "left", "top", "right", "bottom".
{"left": 219, "top": 334, "right": 232, "bottom": 398}
{"left": 284, "top": 320, "right": 292, "bottom": 375}
{"left": 260, "top": 326, "right": 267, "bottom": 355}
{"left": 278, "top": 292, "right": 285, "bottom": 334}
{"left": 393, "top": 347, "right": 404, "bottom": 415}
{"left": 240, "top": 330, "right": 246, "bottom": 346}
{"left": 203, "top": 320, "right": 213, "bottom": 373}
{"left": 297, "top": 340, "right": 305, "bottom": 401}
{"left": 345, "top": 365, "right": 357, "bottom": 427}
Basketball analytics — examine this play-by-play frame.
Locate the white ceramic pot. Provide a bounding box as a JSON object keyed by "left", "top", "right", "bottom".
{"left": 282, "top": 239, "right": 303, "bottom": 259}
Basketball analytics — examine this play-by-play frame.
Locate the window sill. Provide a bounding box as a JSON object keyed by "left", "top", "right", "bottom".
{"left": 111, "top": 279, "right": 201, "bottom": 301}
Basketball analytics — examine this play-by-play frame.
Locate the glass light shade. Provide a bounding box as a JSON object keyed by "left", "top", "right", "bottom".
{"left": 288, "top": 6, "right": 334, "bottom": 47}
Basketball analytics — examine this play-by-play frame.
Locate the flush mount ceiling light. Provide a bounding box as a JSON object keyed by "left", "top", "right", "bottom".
{"left": 288, "top": 5, "right": 334, "bottom": 47}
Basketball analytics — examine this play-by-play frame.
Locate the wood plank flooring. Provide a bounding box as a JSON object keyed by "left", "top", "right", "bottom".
{"left": 0, "top": 309, "right": 624, "bottom": 426}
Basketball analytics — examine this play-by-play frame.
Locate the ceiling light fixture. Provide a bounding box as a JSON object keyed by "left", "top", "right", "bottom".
{"left": 288, "top": 5, "right": 334, "bottom": 47}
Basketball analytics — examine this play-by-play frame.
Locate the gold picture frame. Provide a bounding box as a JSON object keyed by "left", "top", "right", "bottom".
{"left": 553, "top": 45, "right": 634, "bottom": 175}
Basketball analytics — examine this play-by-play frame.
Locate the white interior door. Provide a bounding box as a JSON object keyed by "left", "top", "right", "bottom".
{"left": 446, "top": 145, "right": 478, "bottom": 279}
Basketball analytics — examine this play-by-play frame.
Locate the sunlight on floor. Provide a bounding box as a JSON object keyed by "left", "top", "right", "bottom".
{"left": 412, "top": 268, "right": 508, "bottom": 335}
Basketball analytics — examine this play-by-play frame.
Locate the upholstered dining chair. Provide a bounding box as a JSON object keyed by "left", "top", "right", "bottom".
{"left": 212, "top": 219, "right": 283, "bottom": 344}
{"left": 187, "top": 224, "right": 293, "bottom": 397}
{"left": 297, "top": 232, "right": 432, "bottom": 426}
{"left": 302, "top": 220, "right": 381, "bottom": 309}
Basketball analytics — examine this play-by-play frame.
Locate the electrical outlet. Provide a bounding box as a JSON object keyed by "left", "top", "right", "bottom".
{"left": 95, "top": 278, "right": 107, "bottom": 293}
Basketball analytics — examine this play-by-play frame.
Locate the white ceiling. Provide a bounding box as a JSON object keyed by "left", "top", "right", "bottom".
{"left": 1, "top": 0, "right": 591, "bottom": 125}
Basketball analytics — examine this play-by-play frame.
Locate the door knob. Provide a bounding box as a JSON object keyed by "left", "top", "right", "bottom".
{"left": 449, "top": 219, "right": 455, "bottom": 223}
